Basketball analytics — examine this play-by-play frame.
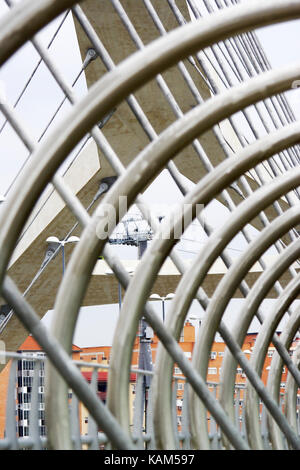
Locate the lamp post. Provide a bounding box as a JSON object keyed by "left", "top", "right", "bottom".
{"left": 150, "top": 293, "right": 175, "bottom": 323}
{"left": 45, "top": 235, "right": 80, "bottom": 275}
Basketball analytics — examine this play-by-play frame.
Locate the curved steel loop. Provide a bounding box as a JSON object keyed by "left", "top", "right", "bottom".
{"left": 285, "top": 344, "right": 300, "bottom": 447}
{"left": 0, "top": 1, "right": 299, "bottom": 450}
{"left": 245, "top": 272, "right": 300, "bottom": 449}
{"left": 1, "top": 0, "right": 300, "bottom": 290}
{"left": 218, "top": 235, "right": 300, "bottom": 450}
{"left": 1, "top": 36, "right": 296, "bottom": 456}
{"left": 0, "top": 51, "right": 287, "bottom": 450}
{"left": 0, "top": 0, "right": 77, "bottom": 66}
{"left": 1, "top": 0, "right": 299, "bottom": 68}
{"left": 45, "top": 92, "right": 300, "bottom": 448}
{"left": 2, "top": 276, "right": 136, "bottom": 450}
{"left": 189, "top": 202, "right": 300, "bottom": 450}
{"left": 152, "top": 175, "right": 300, "bottom": 449}
{"left": 151, "top": 123, "right": 300, "bottom": 448}
{"left": 267, "top": 306, "right": 300, "bottom": 449}
{"left": 45, "top": 77, "right": 300, "bottom": 448}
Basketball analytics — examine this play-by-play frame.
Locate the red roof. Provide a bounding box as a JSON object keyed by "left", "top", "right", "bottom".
{"left": 19, "top": 336, "right": 42, "bottom": 351}
{"left": 18, "top": 335, "right": 81, "bottom": 353}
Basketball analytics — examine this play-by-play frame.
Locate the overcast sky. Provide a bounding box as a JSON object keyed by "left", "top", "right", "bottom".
{"left": 0, "top": 2, "right": 300, "bottom": 346}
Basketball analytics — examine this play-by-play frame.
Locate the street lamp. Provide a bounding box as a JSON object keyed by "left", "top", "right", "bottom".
{"left": 45, "top": 235, "right": 80, "bottom": 275}
{"left": 150, "top": 293, "right": 175, "bottom": 322}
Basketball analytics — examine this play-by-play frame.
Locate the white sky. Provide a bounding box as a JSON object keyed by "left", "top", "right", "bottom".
{"left": 0, "top": 2, "right": 300, "bottom": 346}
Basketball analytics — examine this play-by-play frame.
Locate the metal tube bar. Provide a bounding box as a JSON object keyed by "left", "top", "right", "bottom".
{"left": 18, "top": 67, "right": 300, "bottom": 448}
{"left": 201, "top": 0, "right": 300, "bottom": 170}
{"left": 1, "top": 0, "right": 300, "bottom": 448}
{"left": 0, "top": 7, "right": 298, "bottom": 324}
{"left": 284, "top": 345, "right": 300, "bottom": 447}
{"left": 166, "top": 0, "right": 300, "bottom": 261}
{"left": 151, "top": 170, "right": 300, "bottom": 448}
{"left": 267, "top": 306, "right": 300, "bottom": 448}
{"left": 189, "top": 207, "right": 300, "bottom": 448}
{"left": 219, "top": 236, "right": 300, "bottom": 449}
{"left": 245, "top": 273, "right": 300, "bottom": 448}
{"left": 1, "top": 276, "right": 136, "bottom": 450}
{"left": 0, "top": 0, "right": 79, "bottom": 66}
{"left": 187, "top": 0, "right": 300, "bottom": 205}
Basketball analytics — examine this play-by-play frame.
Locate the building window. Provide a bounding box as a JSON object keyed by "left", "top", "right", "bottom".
{"left": 208, "top": 367, "right": 217, "bottom": 375}
{"left": 210, "top": 351, "right": 217, "bottom": 360}
{"left": 23, "top": 376, "right": 33, "bottom": 387}
{"left": 23, "top": 393, "right": 31, "bottom": 403}
{"left": 40, "top": 426, "right": 46, "bottom": 436}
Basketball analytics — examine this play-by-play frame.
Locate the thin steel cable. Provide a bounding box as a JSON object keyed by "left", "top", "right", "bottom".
{"left": 187, "top": 0, "right": 300, "bottom": 181}
{"left": 167, "top": 1, "right": 300, "bottom": 269}
{"left": 0, "top": 7, "right": 70, "bottom": 142}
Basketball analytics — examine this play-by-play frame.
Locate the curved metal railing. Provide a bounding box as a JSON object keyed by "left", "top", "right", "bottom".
{"left": 0, "top": 0, "right": 300, "bottom": 450}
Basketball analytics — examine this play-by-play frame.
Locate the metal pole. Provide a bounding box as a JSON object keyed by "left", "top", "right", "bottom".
{"left": 118, "top": 282, "right": 122, "bottom": 312}
{"left": 137, "top": 239, "right": 153, "bottom": 444}
{"left": 61, "top": 244, "right": 65, "bottom": 276}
